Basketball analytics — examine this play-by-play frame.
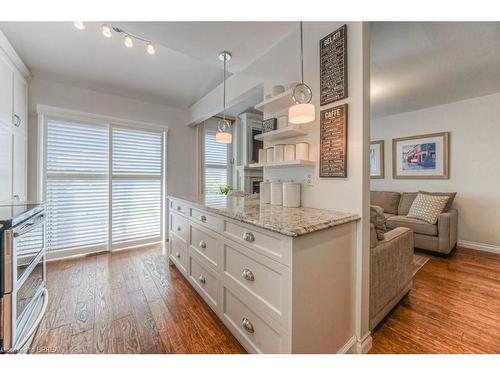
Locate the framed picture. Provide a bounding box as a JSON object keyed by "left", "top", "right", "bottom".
{"left": 392, "top": 132, "right": 449, "bottom": 179}
{"left": 370, "top": 140, "right": 384, "bottom": 179}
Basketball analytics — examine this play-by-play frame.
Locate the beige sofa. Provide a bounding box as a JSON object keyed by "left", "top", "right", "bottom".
{"left": 370, "top": 224, "right": 413, "bottom": 330}
{"left": 371, "top": 191, "right": 458, "bottom": 255}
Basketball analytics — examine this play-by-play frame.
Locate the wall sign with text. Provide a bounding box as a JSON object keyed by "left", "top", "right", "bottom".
{"left": 320, "top": 104, "right": 347, "bottom": 178}
{"left": 320, "top": 24, "right": 347, "bottom": 106}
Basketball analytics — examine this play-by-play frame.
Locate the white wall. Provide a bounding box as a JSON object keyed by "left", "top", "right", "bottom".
{"left": 27, "top": 77, "right": 197, "bottom": 200}
{"left": 188, "top": 22, "right": 372, "bottom": 352}
{"left": 371, "top": 92, "right": 500, "bottom": 250}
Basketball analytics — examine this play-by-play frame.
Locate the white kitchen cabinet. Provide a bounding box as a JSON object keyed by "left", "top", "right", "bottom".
{"left": 13, "top": 73, "right": 28, "bottom": 134}
{"left": 168, "top": 196, "right": 359, "bottom": 354}
{"left": 12, "top": 132, "right": 27, "bottom": 201}
{"left": 0, "top": 126, "right": 13, "bottom": 202}
{"left": 0, "top": 52, "right": 14, "bottom": 127}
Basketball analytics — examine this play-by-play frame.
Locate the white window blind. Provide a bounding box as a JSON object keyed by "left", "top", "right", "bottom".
{"left": 46, "top": 121, "right": 109, "bottom": 252}
{"left": 204, "top": 129, "right": 229, "bottom": 195}
{"left": 111, "top": 127, "right": 162, "bottom": 246}
{"left": 44, "top": 118, "right": 165, "bottom": 256}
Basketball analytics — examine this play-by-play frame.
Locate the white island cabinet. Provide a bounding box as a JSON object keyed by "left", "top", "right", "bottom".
{"left": 167, "top": 194, "right": 360, "bottom": 354}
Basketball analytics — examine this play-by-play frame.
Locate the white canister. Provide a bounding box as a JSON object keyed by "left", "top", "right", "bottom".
{"left": 274, "top": 144, "right": 285, "bottom": 162}
{"left": 284, "top": 144, "right": 296, "bottom": 161}
{"left": 270, "top": 182, "right": 283, "bottom": 206}
{"left": 283, "top": 182, "right": 301, "bottom": 208}
{"left": 258, "top": 148, "right": 267, "bottom": 164}
{"left": 260, "top": 181, "right": 271, "bottom": 204}
{"left": 266, "top": 147, "right": 274, "bottom": 163}
{"left": 277, "top": 115, "right": 288, "bottom": 129}
{"left": 295, "top": 142, "right": 309, "bottom": 161}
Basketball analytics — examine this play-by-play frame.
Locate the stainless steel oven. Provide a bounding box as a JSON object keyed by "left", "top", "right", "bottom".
{"left": 1, "top": 205, "right": 48, "bottom": 353}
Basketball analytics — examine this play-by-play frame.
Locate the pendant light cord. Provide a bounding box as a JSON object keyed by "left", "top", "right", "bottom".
{"left": 300, "top": 21, "right": 304, "bottom": 84}
{"left": 223, "top": 56, "right": 226, "bottom": 121}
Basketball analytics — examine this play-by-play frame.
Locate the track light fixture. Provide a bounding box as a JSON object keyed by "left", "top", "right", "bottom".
{"left": 72, "top": 22, "right": 156, "bottom": 56}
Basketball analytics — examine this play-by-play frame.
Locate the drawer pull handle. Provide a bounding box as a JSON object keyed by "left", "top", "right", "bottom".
{"left": 175, "top": 252, "right": 181, "bottom": 258}
{"left": 198, "top": 275, "right": 206, "bottom": 284}
{"left": 243, "top": 232, "right": 255, "bottom": 243}
{"left": 241, "top": 318, "right": 254, "bottom": 334}
{"left": 242, "top": 268, "right": 255, "bottom": 282}
{"left": 13, "top": 114, "right": 21, "bottom": 127}
{"left": 199, "top": 241, "right": 207, "bottom": 249}
{"left": 200, "top": 215, "right": 207, "bottom": 222}
{"left": 177, "top": 226, "right": 181, "bottom": 231}
{"left": 177, "top": 206, "right": 181, "bottom": 211}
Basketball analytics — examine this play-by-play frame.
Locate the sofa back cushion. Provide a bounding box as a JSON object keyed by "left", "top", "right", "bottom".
{"left": 370, "top": 191, "right": 401, "bottom": 215}
{"left": 419, "top": 190, "right": 457, "bottom": 212}
{"left": 398, "top": 192, "right": 418, "bottom": 215}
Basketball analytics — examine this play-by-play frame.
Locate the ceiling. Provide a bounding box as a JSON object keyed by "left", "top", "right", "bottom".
{"left": 0, "top": 21, "right": 295, "bottom": 108}
{"left": 371, "top": 22, "right": 500, "bottom": 118}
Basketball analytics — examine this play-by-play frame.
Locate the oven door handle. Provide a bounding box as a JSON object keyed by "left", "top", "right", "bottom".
{"left": 13, "top": 214, "right": 45, "bottom": 238}
{"left": 10, "top": 288, "right": 49, "bottom": 353}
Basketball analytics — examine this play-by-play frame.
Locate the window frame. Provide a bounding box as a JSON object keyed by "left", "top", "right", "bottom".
{"left": 37, "top": 105, "right": 168, "bottom": 259}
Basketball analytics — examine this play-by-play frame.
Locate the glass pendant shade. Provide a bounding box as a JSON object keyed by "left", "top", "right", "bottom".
{"left": 289, "top": 103, "right": 315, "bottom": 124}
{"left": 215, "top": 131, "right": 232, "bottom": 144}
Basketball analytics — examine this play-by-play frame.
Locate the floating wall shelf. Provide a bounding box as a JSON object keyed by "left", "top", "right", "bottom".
{"left": 254, "top": 89, "right": 294, "bottom": 113}
{"left": 254, "top": 125, "right": 308, "bottom": 142}
{"left": 249, "top": 160, "right": 315, "bottom": 169}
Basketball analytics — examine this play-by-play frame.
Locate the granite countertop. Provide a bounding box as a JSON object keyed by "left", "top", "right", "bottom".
{"left": 168, "top": 194, "right": 360, "bottom": 237}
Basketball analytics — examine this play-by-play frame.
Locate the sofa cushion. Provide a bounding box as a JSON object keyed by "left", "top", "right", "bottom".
{"left": 370, "top": 191, "right": 401, "bottom": 215}
{"left": 398, "top": 192, "right": 418, "bottom": 215}
{"left": 383, "top": 212, "right": 396, "bottom": 220}
{"left": 370, "top": 224, "right": 378, "bottom": 248}
{"left": 370, "top": 205, "right": 386, "bottom": 240}
{"left": 386, "top": 215, "right": 438, "bottom": 236}
{"left": 419, "top": 190, "right": 457, "bottom": 212}
{"left": 408, "top": 193, "right": 449, "bottom": 224}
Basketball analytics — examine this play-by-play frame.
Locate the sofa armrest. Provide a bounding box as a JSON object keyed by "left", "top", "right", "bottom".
{"left": 370, "top": 227, "right": 414, "bottom": 324}
{"left": 437, "top": 208, "right": 458, "bottom": 253}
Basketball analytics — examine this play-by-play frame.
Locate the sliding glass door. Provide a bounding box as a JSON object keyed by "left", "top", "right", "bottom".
{"left": 43, "top": 117, "right": 165, "bottom": 257}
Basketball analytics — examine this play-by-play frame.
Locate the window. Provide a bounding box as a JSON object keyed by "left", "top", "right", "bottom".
{"left": 111, "top": 127, "right": 163, "bottom": 247}
{"left": 43, "top": 115, "right": 165, "bottom": 256}
{"left": 46, "top": 120, "right": 109, "bottom": 253}
{"left": 203, "top": 125, "right": 231, "bottom": 195}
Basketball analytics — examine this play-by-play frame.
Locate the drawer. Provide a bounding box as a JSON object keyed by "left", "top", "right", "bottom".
{"left": 189, "top": 223, "right": 220, "bottom": 271}
{"left": 170, "top": 233, "right": 188, "bottom": 274}
{"left": 190, "top": 207, "right": 221, "bottom": 232}
{"left": 170, "top": 212, "right": 188, "bottom": 242}
{"left": 169, "top": 198, "right": 189, "bottom": 217}
{"left": 188, "top": 255, "right": 219, "bottom": 312}
{"left": 222, "top": 239, "right": 289, "bottom": 325}
{"left": 223, "top": 220, "right": 290, "bottom": 266}
{"left": 222, "top": 287, "right": 284, "bottom": 354}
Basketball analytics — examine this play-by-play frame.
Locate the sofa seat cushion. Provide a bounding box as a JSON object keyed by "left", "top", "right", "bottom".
{"left": 370, "top": 191, "right": 401, "bottom": 215}
{"left": 383, "top": 212, "right": 396, "bottom": 220}
{"left": 386, "top": 215, "right": 438, "bottom": 236}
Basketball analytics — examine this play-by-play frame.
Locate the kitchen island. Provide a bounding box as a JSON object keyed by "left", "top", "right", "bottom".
{"left": 167, "top": 194, "right": 360, "bottom": 353}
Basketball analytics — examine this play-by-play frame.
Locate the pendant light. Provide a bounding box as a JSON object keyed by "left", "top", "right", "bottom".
{"left": 289, "top": 22, "right": 315, "bottom": 124}
{"left": 216, "top": 51, "right": 232, "bottom": 144}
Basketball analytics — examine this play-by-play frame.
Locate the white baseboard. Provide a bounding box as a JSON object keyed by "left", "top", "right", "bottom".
{"left": 458, "top": 240, "right": 500, "bottom": 254}
{"left": 337, "top": 335, "right": 357, "bottom": 354}
{"left": 349, "top": 333, "right": 372, "bottom": 354}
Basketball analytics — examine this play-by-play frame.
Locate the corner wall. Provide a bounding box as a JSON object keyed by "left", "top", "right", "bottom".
{"left": 371, "top": 92, "right": 500, "bottom": 252}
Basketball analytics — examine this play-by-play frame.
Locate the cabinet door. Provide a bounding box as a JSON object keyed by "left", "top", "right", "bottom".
{"left": 0, "top": 54, "right": 14, "bottom": 127}
{"left": 13, "top": 73, "right": 28, "bottom": 134}
{"left": 12, "top": 133, "right": 27, "bottom": 201}
{"left": 0, "top": 126, "right": 13, "bottom": 202}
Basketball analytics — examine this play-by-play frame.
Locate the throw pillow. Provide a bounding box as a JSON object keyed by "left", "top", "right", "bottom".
{"left": 419, "top": 190, "right": 457, "bottom": 212}
{"left": 370, "top": 205, "right": 386, "bottom": 240}
{"left": 398, "top": 192, "right": 418, "bottom": 215}
{"left": 408, "top": 193, "right": 450, "bottom": 224}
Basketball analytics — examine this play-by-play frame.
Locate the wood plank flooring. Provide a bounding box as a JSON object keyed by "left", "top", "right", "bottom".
{"left": 31, "top": 244, "right": 245, "bottom": 354}
{"left": 370, "top": 247, "right": 500, "bottom": 354}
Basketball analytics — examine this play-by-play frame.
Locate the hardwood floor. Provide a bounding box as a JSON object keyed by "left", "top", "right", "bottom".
{"left": 31, "top": 244, "right": 246, "bottom": 354}
{"left": 370, "top": 247, "right": 500, "bottom": 354}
